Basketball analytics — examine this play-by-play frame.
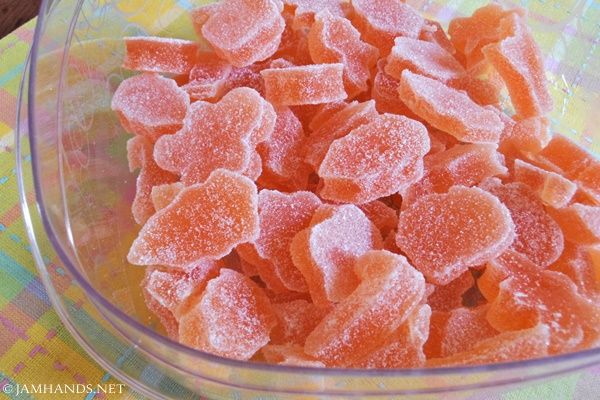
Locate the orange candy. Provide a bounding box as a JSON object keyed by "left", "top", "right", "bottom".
{"left": 577, "top": 163, "right": 600, "bottom": 205}
{"left": 358, "top": 200, "right": 398, "bottom": 237}
{"left": 372, "top": 60, "right": 417, "bottom": 117}
{"left": 500, "top": 116, "right": 551, "bottom": 154}
{"left": 398, "top": 71, "right": 504, "bottom": 143}
{"left": 261, "top": 344, "right": 325, "bottom": 367}
{"left": 536, "top": 134, "right": 595, "bottom": 179}
{"left": 151, "top": 182, "right": 184, "bottom": 212}
{"left": 428, "top": 324, "right": 550, "bottom": 367}
{"left": 513, "top": 159, "right": 577, "bottom": 209}
{"left": 482, "top": 13, "right": 553, "bottom": 118}
{"left": 485, "top": 251, "right": 600, "bottom": 354}
{"left": 549, "top": 243, "right": 600, "bottom": 303}
{"left": 397, "top": 186, "right": 515, "bottom": 285}
{"left": 252, "top": 190, "right": 322, "bottom": 292}
{"left": 257, "top": 107, "right": 311, "bottom": 191}
{"left": 419, "top": 20, "right": 456, "bottom": 56}
{"left": 128, "top": 169, "right": 259, "bottom": 266}
{"left": 290, "top": 205, "right": 382, "bottom": 307}
{"left": 350, "top": 0, "right": 425, "bottom": 56}
{"left": 304, "top": 100, "right": 378, "bottom": 169}
{"left": 427, "top": 271, "right": 474, "bottom": 312}
{"left": 153, "top": 87, "right": 275, "bottom": 184}
{"left": 127, "top": 136, "right": 178, "bottom": 224}
{"left": 304, "top": 250, "right": 425, "bottom": 366}
{"left": 402, "top": 143, "right": 508, "bottom": 207}
{"left": 178, "top": 269, "right": 276, "bottom": 360}
{"left": 386, "top": 37, "right": 465, "bottom": 84}
{"left": 181, "top": 54, "right": 232, "bottom": 101}
{"left": 352, "top": 304, "right": 431, "bottom": 368}
{"left": 482, "top": 180, "right": 564, "bottom": 267}
{"left": 201, "top": 0, "right": 285, "bottom": 67}
{"left": 111, "top": 73, "right": 190, "bottom": 141}
{"left": 270, "top": 299, "right": 329, "bottom": 345}
{"left": 142, "top": 279, "right": 180, "bottom": 340}
{"left": 319, "top": 114, "right": 430, "bottom": 204}
{"left": 236, "top": 243, "right": 289, "bottom": 294}
{"left": 261, "top": 63, "right": 347, "bottom": 105}
{"left": 549, "top": 203, "right": 600, "bottom": 245}
{"left": 123, "top": 37, "right": 199, "bottom": 75}
{"left": 308, "top": 11, "right": 379, "bottom": 99}
{"left": 283, "top": 0, "right": 350, "bottom": 31}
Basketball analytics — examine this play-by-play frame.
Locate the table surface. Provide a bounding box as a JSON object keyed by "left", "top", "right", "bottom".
{"left": 0, "top": 14, "right": 599, "bottom": 400}
{"left": 0, "top": 0, "right": 40, "bottom": 39}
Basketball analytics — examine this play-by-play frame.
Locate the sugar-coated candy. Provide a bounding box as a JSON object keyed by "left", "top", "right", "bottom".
{"left": 549, "top": 243, "right": 600, "bottom": 303}
{"left": 425, "top": 306, "right": 498, "bottom": 359}
{"left": 178, "top": 269, "right": 276, "bottom": 360}
{"left": 257, "top": 107, "right": 311, "bottom": 191}
{"left": 352, "top": 304, "right": 431, "bottom": 368}
{"left": 304, "top": 250, "right": 425, "bottom": 366}
{"left": 308, "top": 11, "right": 379, "bottom": 99}
{"left": 261, "top": 63, "right": 347, "bottom": 105}
{"left": 304, "top": 100, "right": 378, "bottom": 169}
{"left": 397, "top": 186, "right": 515, "bottom": 285}
{"left": 181, "top": 53, "right": 232, "bottom": 101}
{"left": 513, "top": 159, "right": 576, "bottom": 209}
{"left": 350, "top": 0, "right": 424, "bottom": 56}
{"left": 548, "top": 204, "right": 600, "bottom": 245}
{"left": 127, "top": 136, "right": 178, "bottom": 224}
{"left": 261, "top": 345, "right": 326, "bottom": 367}
{"left": 307, "top": 101, "right": 348, "bottom": 131}
{"left": 448, "top": 4, "right": 524, "bottom": 67}
{"left": 253, "top": 190, "right": 321, "bottom": 292}
{"left": 398, "top": 71, "right": 504, "bottom": 143}
{"left": 481, "top": 180, "right": 564, "bottom": 267}
{"left": 283, "top": 0, "right": 350, "bottom": 31}
{"left": 500, "top": 116, "right": 551, "bottom": 154}
{"left": 290, "top": 205, "right": 382, "bottom": 307}
{"left": 112, "top": 73, "right": 190, "bottom": 141}
{"left": 358, "top": 200, "right": 398, "bottom": 237}
{"left": 482, "top": 13, "right": 553, "bottom": 118}
{"left": 577, "top": 163, "right": 600, "bottom": 205}
{"left": 142, "top": 277, "right": 180, "bottom": 340}
{"left": 128, "top": 169, "right": 259, "bottom": 266}
{"left": 386, "top": 37, "right": 465, "bottom": 84}
{"left": 271, "top": 299, "right": 329, "bottom": 345}
{"left": 428, "top": 324, "right": 550, "bottom": 367}
{"left": 201, "top": 0, "right": 285, "bottom": 67}
{"left": 123, "top": 37, "right": 199, "bottom": 75}
{"left": 427, "top": 271, "right": 474, "bottom": 312}
{"left": 402, "top": 143, "right": 508, "bottom": 207}
{"left": 371, "top": 60, "right": 418, "bottom": 118}
{"left": 536, "top": 134, "right": 594, "bottom": 179}
{"left": 485, "top": 251, "right": 600, "bottom": 354}
{"left": 420, "top": 20, "right": 456, "bottom": 55}
{"left": 236, "top": 243, "right": 289, "bottom": 294}
{"left": 151, "top": 182, "right": 184, "bottom": 212}
{"left": 153, "top": 87, "right": 275, "bottom": 184}
{"left": 319, "top": 114, "right": 430, "bottom": 204}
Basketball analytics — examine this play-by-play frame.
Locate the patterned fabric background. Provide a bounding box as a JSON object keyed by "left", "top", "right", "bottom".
{"left": 0, "top": 0, "right": 599, "bottom": 398}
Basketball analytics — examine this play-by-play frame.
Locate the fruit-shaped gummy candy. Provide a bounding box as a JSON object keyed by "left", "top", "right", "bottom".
{"left": 385, "top": 37, "right": 465, "bottom": 84}
{"left": 548, "top": 203, "right": 600, "bottom": 245}
{"left": 304, "top": 100, "right": 378, "bottom": 169}
{"left": 397, "top": 186, "right": 515, "bottom": 285}
{"left": 257, "top": 107, "right": 311, "bottom": 191}
{"left": 290, "top": 204, "right": 382, "bottom": 307}
{"left": 201, "top": 0, "right": 285, "bottom": 67}
{"left": 351, "top": 304, "right": 431, "bottom": 368}
{"left": 513, "top": 159, "right": 577, "bottom": 209}
{"left": 304, "top": 250, "right": 425, "bottom": 366}
{"left": 178, "top": 269, "right": 276, "bottom": 360}
{"left": 427, "top": 324, "right": 550, "bottom": 367}
{"left": 402, "top": 143, "right": 507, "bottom": 207}
{"left": 481, "top": 180, "right": 564, "bottom": 267}
{"left": 350, "top": 0, "right": 424, "bottom": 56}
{"left": 153, "top": 87, "right": 275, "bottom": 184}
{"left": 485, "top": 251, "right": 600, "bottom": 354}
{"left": 271, "top": 299, "right": 330, "bottom": 345}
{"left": 308, "top": 11, "right": 379, "bottom": 99}
{"left": 482, "top": 13, "right": 553, "bottom": 118}
{"left": 123, "top": 37, "right": 199, "bottom": 75}
{"left": 427, "top": 271, "right": 474, "bottom": 312}
{"left": 151, "top": 182, "right": 184, "bottom": 212}
{"left": 398, "top": 71, "right": 504, "bottom": 144}
{"left": 128, "top": 169, "right": 259, "bottom": 266}
{"left": 319, "top": 114, "right": 430, "bottom": 204}
{"left": 127, "top": 136, "right": 178, "bottom": 224}
{"left": 181, "top": 53, "right": 232, "bottom": 101}
{"left": 111, "top": 73, "right": 190, "bottom": 141}
{"left": 261, "top": 63, "right": 347, "bottom": 106}
{"left": 252, "top": 190, "right": 322, "bottom": 292}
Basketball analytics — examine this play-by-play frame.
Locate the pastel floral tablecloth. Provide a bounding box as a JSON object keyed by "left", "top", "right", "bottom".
{"left": 1, "top": 8, "right": 599, "bottom": 400}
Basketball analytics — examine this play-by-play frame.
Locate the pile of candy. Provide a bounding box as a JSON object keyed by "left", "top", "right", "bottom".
{"left": 112, "top": 0, "right": 600, "bottom": 368}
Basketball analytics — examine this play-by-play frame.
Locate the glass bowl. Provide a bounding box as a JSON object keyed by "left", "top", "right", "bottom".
{"left": 15, "top": 0, "right": 600, "bottom": 398}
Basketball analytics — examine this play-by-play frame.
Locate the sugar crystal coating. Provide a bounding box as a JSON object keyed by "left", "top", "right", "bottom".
{"left": 271, "top": 299, "right": 330, "bottom": 345}
{"left": 548, "top": 204, "right": 600, "bottom": 245}
{"left": 111, "top": 73, "right": 190, "bottom": 141}
{"left": 397, "top": 186, "right": 515, "bottom": 285}
{"left": 151, "top": 182, "right": 184, "bottom": 212}
{"left": 181, "top": 53, "right": 232, "bottom": 101}
{"left": 427, "top": 271, "right": 475, "bottom": 312}
{"left": 283, "top": 0, "right": 350, "bottom": 30}
{"left": 513, "top": 159, "right": 577, "bottom": 209}
{"left": 124, "top": 37, "right": 200, "bottom": 75}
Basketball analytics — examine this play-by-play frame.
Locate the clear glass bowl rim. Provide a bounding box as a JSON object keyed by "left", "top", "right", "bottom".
{"left": 24, "top": 0, "right": 600, "bottom": 383}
